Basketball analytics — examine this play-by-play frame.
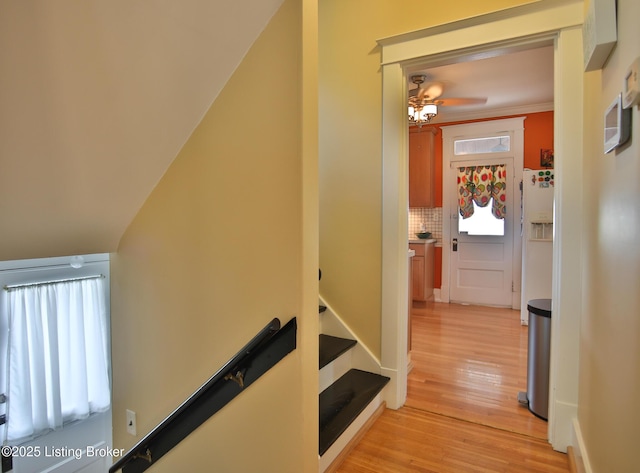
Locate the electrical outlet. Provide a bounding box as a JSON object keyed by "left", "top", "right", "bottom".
{"left": 126, "top": 409, "right": 136, "bottom": 435}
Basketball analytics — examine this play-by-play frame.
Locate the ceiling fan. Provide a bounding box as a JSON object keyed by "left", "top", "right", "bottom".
{"left": 408, "top": 74, "right": 487, "bottom": 126}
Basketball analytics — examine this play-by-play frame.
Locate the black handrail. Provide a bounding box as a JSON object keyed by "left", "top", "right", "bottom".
{"left": 110, "top": 317, "right": 297, "bottom": 473}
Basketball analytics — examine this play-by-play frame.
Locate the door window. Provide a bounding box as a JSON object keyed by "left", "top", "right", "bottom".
{"left": 458, "top": 201, "right": 505, "bottom": 236}
{"left": 456, "top": 163, "right": 507, "bottom": 236}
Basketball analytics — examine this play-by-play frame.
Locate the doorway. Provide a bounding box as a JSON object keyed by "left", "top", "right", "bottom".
{"left": 379, "top": 1, "right": 584, "bottom": 451}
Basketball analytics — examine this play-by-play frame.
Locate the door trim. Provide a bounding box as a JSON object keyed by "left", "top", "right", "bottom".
{"left": 441, "top": 118, "right": 524, "bottom": 308}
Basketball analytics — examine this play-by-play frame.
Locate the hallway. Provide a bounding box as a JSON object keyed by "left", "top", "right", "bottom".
{"left": 335, "top": 303, "right": 568, "bottom": 472}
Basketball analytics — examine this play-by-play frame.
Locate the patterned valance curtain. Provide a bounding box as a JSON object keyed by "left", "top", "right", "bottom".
{"left": 457, "top": 164, "right": 507, "bottom": 219}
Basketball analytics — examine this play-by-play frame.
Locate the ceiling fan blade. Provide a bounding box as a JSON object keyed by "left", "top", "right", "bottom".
{"left": 420, "top": 82, "right": 444, "bottom": 100}
{"left": 408, "top": 82, "right": 443, "bottom": 100}
{"left": 437, "top": 97, "right": 488, "bottom": 107}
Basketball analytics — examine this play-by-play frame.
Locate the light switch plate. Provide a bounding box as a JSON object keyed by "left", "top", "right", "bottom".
{"left": 126, "top": 409, "right": 137, "bottom": 436}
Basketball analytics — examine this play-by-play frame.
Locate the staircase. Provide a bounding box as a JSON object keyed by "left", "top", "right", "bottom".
{"left": 318, "top": 301, "right": 389, "bottom": 472}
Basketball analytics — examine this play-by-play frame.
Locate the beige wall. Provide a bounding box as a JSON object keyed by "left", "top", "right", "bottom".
{"left": 318, "top": 0, "right": 539, "bottom": 357}
{"left": 110, "top": 0, "right": 318, "bottom": 471}
{"left": 579, "top": 0, "right": 640, "bottom": 471}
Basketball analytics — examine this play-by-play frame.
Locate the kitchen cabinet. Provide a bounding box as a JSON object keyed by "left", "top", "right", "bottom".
{"left": 410, "top": 241, "right": 435, "bottom": 302}
{"left": 409, "top": 127, "right": 437, "bottom": 208}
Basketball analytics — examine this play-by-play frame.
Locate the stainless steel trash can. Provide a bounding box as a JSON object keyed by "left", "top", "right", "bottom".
{"left": 526, "top": 299, "right": 552, "bottom": 420}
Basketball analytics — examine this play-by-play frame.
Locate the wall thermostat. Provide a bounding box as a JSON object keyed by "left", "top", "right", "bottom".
{"left": 622, "top": 56, "right": 640, "bottom": 109}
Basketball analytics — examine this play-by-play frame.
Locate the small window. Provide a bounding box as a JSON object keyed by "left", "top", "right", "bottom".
{"left": 458, "top": 201, "right": 505, "bottom": 236}
{"left": 454, "top": 135, "right": 511, "bottom": 155}
{"left": 3, "top": 276, "right": 110, "bottom": 442}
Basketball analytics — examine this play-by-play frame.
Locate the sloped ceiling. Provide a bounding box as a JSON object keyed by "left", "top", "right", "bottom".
{"left": 0, "top": 0, "right": 283, "bottom": 261}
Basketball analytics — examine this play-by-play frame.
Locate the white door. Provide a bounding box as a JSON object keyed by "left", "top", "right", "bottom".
{"left": 449, "top": 158, "right": 514, "bottom": 306}
{"left": 441, "top": 118, "right": 524, "bottom": 308}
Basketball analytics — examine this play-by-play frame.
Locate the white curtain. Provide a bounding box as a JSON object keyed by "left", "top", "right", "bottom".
{"left": 5, "top": 277, "right": 110, "bottom": 442}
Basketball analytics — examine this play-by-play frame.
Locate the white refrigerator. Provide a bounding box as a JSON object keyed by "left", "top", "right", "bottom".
{"left": 520, "top": 169, "right": 554, "bottom": 324}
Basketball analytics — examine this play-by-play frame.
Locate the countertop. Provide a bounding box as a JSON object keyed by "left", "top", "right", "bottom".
{"left": 409, "top": 238, "right": 437, "bottom": 244}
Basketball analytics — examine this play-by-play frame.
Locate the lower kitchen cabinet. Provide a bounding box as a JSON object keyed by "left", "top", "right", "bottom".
{"left": 410, "top": 241, "right": 434, "bottom": 302}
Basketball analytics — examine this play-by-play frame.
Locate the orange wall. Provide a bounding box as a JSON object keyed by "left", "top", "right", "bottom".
{"left": 422, "top": 111, "right": 553, "bottom": 289}
{"left": 434, "top": 247, "right": 442, "bottom": 288}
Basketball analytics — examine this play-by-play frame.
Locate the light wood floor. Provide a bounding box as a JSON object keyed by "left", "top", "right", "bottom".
{"left": 407, "top": 302, "right": 547, "bottom": 439}
{"left": 336, "top": 302, "right": 569, "bottom": 473}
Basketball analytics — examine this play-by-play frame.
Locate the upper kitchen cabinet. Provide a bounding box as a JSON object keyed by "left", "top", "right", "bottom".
{"left": 409, "top": 127, "right": 436, "bottom": 208}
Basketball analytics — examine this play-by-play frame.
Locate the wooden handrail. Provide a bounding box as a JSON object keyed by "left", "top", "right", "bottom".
{"left": 109, "top": 317, "right": 297, "bottom": 473}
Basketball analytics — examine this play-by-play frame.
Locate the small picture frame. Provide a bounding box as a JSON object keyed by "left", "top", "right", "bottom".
{"left": 540, "top": 149, "right": 554, "bottom": 168}
{"left": 604, "top": 93, "right": 631, "bottom": 154}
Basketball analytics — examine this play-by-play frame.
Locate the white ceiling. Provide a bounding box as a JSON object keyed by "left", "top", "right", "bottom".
{"left": 0, "top": 0, "right": 284, "bottom": 261}
{"left": 408, "top": 45, "right": 554, "bottom": 124}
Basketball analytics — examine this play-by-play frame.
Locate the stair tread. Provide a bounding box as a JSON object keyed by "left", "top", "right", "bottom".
{"left": 319, "top": 334, "right": 357, "bottom": 369}
{"left": 319, "top": 369, "right": 389, "bottom": 456}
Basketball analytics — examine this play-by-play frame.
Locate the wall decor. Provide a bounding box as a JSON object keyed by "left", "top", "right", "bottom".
{"left": 540, "top": 149, "right": 554, "bottom": 168}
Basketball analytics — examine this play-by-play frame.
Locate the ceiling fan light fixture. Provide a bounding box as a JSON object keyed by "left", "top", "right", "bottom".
{"left": 408, "top": 102, "right": 437, "bottom": 127}
{"left": 423, "top": 103, "right": 437, "bottom": 117}
{"left": 408, "top": 75, "right": 438, "bottom": 126}
{"left": 407, "top": 73, "right": 488, "bottom": 127}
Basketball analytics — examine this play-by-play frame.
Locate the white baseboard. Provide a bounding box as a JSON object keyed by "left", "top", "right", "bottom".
{"left": 436, "top": 286, "right": 450, "bottom": 303}
{"left": 571, "top": 418, "right": 593, "bottom": 473}
{"left": 551, "top": 399, "right": 577, "bottom": 452}
{"left": 379, "top": 365, "right": 405, "bottom": 409}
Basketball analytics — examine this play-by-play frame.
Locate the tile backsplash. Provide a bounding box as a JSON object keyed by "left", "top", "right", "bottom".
{"left": 409, "top": 207, "right": 443, "bottom": 244}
